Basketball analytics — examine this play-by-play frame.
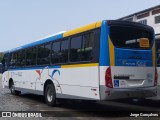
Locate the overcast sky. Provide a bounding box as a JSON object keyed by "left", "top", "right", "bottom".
{"left": 0, "top": 0, "right": 160, "bottom": 52}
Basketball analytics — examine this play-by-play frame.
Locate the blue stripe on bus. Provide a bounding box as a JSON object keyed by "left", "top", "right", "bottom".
{"left": 114, "top": 47, "right": 152, "bottom": 67}
{"left": 99, "top": 20, "right": 110, "bottom": 66}
{"left": 6, "top": 33, "right": 63, "bottom": 53}
{"left": 9, "top": 65, "right": 61, "bottom": 71}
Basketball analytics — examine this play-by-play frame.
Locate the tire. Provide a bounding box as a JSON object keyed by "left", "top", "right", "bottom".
{"left": 45, "top": 84, "right": 56, "bottom": 106}
{"left": 10, "top": 82, "right": 21, "bottom": 95}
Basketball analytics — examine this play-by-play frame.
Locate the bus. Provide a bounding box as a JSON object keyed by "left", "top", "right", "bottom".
{"left": 2, "top": 20, "right": 157, "bottom": 106}
{"left": 155, "top": 34, "right": 160, "bottom": 97}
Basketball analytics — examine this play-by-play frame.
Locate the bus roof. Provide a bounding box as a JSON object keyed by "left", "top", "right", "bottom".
{"left": 4, "top": 21, "right": 102, "bottom": 54}
{"left": 63, "top": 21, "right": 102, "bottom": 37}
{"left": 4, "top": 33, "right": 63, "bottom": 54}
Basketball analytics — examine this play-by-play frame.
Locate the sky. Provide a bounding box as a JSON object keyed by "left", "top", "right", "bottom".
{"left": 0, "top": 0, "right": 160, "bottom": 52}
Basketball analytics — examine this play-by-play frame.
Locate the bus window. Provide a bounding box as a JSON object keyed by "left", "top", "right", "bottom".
{"left": 51, "top": 41, "right": 61, "bottom": 64}
{"left": 60, "top": 39, "right": 69, "bottom": 63}
{"left": 9, "top": 53, "right": 17, "bottom": 68}
{"left": 70, "top": 35, "right": 82, "bottom": 62}
{"left": 82, "top": 33, "right": 94, "bottom": 61}
{"left": 110, "top": 26, "right": 153, "bottom": 49}
{"left": 156, "top": 40, "right": 160, "bottom": 67}
{"left": 26, "top": 47, "right": 37, "bottom": 66}
{"left": 157, "top": 54, "right": 160, "bottom": 66}
{"left": 38, "top": 43, "right": 51, "bottom": 65}
{"left": 17, "top": 50, "right": 25, "bottom": 67}
{"left": 2, "top": 53, "right": 9, "bottom": 71}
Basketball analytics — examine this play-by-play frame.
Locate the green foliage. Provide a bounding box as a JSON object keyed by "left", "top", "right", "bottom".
{"left": 0, "top": 52, "right": 4, "bottom": 62}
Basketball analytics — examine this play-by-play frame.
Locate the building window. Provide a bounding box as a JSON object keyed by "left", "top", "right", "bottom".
{"left": 137, "top": 12, "right": 149, "bottom": 19}
{"left": 152, "top": 9, "right": 160, "bottom": 15}
{"left": 155, "top": 15, "right": 160, "bottom": 24}
{"left": 138, "top": 19, "right": 147, "bottom": 25}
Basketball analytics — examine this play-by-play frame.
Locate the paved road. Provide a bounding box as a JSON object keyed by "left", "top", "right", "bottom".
{"left": 0, "top": 74, "right": 160, "bottom": 120}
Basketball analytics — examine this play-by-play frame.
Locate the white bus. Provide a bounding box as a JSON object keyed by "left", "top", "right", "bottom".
{"left": 2, "top": 20, "right": 157, "bottom": 106}
{"left": 155, "top": 34, "right": 160, "bottom": 97}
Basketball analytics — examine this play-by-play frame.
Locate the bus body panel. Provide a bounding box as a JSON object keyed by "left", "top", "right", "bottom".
{"left": 99, "top": 66, "right": 157, "bottom": 100}
{"left": 157, "top": 68, "right": 160, "bottom": 86}
{"left": 100, "top": 84, "right": 157, "bottom": 100}
{"left": 156, "top": 67, "right": 160, "bottom": 98}
{"left": 115, "top": 48, "right": 152, "bottom": 67}
{"left": 111, "top": 66, "right": 155, "bottom": 88}
{"left": 58, "top": 66, "right": 100, "bottom": 99}
{"left": 2, "top": 65, "right": 100, "bottom": 100}
{"left": 2, "top": 71, "right": 9, "bottom": 89}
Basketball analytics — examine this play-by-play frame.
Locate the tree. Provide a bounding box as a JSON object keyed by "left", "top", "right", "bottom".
{"left": 0, "top": 52, "right": 4, "bottom": 62}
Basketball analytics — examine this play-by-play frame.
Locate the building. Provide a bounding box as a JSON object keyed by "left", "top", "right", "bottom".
{"left": 119, "top": 5, "right": 160, "bottom": 37}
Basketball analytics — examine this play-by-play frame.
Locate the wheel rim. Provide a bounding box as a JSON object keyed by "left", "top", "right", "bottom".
{"left": 47, "top": 88, "right": 54, "bottom": 102}
{"left": 10, "top": 83, "right": 15, "bottom": 93}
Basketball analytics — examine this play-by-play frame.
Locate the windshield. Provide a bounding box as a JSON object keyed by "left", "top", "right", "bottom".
{"left": 110, "top": 25, "right": 153, "bottom": 49}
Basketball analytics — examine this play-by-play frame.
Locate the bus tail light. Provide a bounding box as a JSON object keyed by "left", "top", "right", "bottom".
{"left": 154, "top": 68, "right": 158, "bottom": 86}
{"left": 105, "top": 67, "right": 113, "bottom": 88}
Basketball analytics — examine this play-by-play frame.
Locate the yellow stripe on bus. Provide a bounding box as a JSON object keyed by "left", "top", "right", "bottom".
{"left": 152, "top": 43, "right": 156, "bottom": 67}
{"left": 108, "top": 37, "right": 115, "bottom": 66}
{"left": 63, "top": 21, "right": 102, "bottom": 37}
{"left": 61, "top": 63, "right": 99, "bottom": 68}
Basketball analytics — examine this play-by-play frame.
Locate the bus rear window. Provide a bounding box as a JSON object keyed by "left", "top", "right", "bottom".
{"left": 110, "top": 26, "right": 153, "bottom": 49}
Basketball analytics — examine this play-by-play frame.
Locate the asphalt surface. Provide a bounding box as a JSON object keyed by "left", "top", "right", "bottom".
{"left": 0, "top": 74, "right": 160, "bottom": 120}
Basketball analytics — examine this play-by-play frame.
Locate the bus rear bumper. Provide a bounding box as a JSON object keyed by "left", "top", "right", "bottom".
{"left": 100, "top": 85, "right": 157, "bottom": 100}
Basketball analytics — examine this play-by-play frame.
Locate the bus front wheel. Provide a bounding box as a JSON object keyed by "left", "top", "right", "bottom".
{"left": 10, "top": 82, "right": 21, "bottom": 95}
{"left": 45, "top": 84, "right": 56, "bottom": 106}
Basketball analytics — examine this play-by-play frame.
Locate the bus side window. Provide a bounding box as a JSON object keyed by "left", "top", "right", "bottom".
{"left": 156, "top": 40, "right": 160, "bottom": 67}
{"left": 9, "top": 53, "right": 17, "bottom": 68}
{"left": 157, "top": 54, "right": 160, "bottom": 66}
{"left": 26, "top": 47, "right": 37, "bottom": 66}
{"left": 60, "top": 39, "right": 69, "bottom": 63}
{"left": 70, "top": 36, "right": 82, "bottom": 62}
{"left": 38, "top": 43, "right": 51, "bottom": 65}
{"left": 17, "top": 50, "right": 25, "bottom": 67}
{"left": 51, "top": 41, "right": 61, "bottom": 64}
{"left": 81, "top": 33, "right": 94, "bottom": 61}
{"left": 2, "top": 53, "right": 9, "bottom": 72}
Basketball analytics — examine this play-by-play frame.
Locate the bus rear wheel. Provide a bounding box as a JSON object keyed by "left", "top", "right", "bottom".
{"left": 10, "top": 82, "right": 21, "bottom": 95}
{"left": 45, "top": 84, "right": 56, "bottom": 106}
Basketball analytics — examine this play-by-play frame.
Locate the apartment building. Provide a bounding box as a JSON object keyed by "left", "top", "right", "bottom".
{"left": 119, "top": 5, "right": 160, "bottom": 36}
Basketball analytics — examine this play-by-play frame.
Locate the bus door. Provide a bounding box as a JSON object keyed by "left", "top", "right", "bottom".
{"left": 1, "top": 53, "right": 10, "bottom": 88}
